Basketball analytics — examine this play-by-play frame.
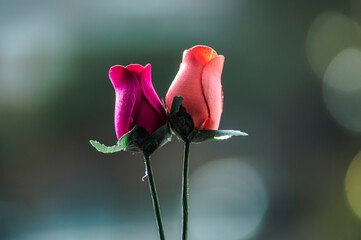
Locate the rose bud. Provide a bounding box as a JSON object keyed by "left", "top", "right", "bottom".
{"left": 109, "top": 64, "right": 167, "bottom": 139}
{"left": 165, "top": 45, "right": 224, "bottom": 130}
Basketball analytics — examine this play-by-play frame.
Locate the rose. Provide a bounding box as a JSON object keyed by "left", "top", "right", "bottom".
{"left": 165, "top": 45, "right": 225, "bottom": 130}
{"left": 109, "top": 64, "right": 166, "bottom": 139}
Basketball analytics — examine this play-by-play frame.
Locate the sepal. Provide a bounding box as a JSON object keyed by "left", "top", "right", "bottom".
{"left": 191, "top": 129, "right": 248, "bottom": 143}
{"left": 89, "top": 123, "right": 171, "bottom": 156}
{"left": 169, "top": 96, "right": 195, "bottom": 141}
{"left": 89, "top": 139, "right": 127, "bottom": 153}
{"left": 168, "top": 96, "right": 248, "bottom": 143}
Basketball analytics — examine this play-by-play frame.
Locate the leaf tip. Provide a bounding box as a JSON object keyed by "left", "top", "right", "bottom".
{"left": 170, "top": 96, "right": 184, "bottom": 116}
{"left": 89, "top": 140, "right": 97, "bottom": 147}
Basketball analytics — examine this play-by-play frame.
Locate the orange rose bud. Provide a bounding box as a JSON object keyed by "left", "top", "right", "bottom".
{"left": 166, "top": 45, "right": 224, "bottom": 130}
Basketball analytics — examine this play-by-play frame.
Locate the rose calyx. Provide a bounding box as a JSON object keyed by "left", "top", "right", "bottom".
{"left": 169, "top": 96, "right": 248, "bottom": 143}
{"left": 90, "top": 122, "right": 171, "bottom": 156}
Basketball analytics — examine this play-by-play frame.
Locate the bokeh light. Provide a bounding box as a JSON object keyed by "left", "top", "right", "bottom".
{"left": 306, "top": 11, "right": 361, "bottom": 78}
{"left": 323, "top": 48, "right": 361, "bottom": 91}
{"left": 2, "top": 0, "right": 361, "bottom": 239}
{"left": 323, "top": 48, "right": 361, "bottom": 132}
{"left": 345, "top": 150, "right": 361, "bottom": 220}
{"left": 189, "top": 158, "right": 268, "bottom": 240}
{"left": 0, "top": 15, "right": 74, "bottom": 109}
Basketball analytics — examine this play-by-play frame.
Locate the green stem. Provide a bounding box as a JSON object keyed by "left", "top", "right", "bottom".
{"left": 144, "top": 154, "right": 165, "bottom": 240}
{"left": 181, "top": 140, "right": 191, "bottom": 240}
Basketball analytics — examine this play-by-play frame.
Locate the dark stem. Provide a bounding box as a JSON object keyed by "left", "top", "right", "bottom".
{"left": 182, "top": 140, "right": 191, "bottom": 240}
{"left": 144, "top": 154, "right": 165, "bottom": 240}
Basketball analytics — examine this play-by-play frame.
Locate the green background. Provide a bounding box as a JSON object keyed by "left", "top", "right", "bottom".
{"left": 1, "top": 0, "right": 361, "bottom": 239}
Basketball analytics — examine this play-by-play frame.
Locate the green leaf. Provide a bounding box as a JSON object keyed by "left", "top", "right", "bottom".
{"left": 132, "top": 126, "right": 156, "bottom": 155}
{"left": 169, "top": 104, "right": 195, "bottom": 141}
{"left": 90, "top": 123, "right": 171, "bottom": 155}
{"left": 134, "top": 123, "right": 172, "bottom": 155}
{"left": 170, "top": 96, "right": 184, "bottom": 116}
{"left": 152, "top": 123, "right": 172, "bottom": 149}
{"left": 117, "top": 129, "right": 134, "bottom": 149}
{"left": 89, "top": 140, "right": 126, "bottom": 153}
{"left": 159, "top": 133, "right": 172, "bottom": 149}
{"left": 191, "top": 130, "right": 248, "bottom": 143}
{"left": 89, "top": 127, "right": 136, "bottom": 154}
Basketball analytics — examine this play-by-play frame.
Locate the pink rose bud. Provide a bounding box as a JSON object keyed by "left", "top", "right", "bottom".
{"left": 166, "top": 45, "right": 225, "bottom": 130}
{"left": 109, "top": 64, "right": 166, "bottom": 139}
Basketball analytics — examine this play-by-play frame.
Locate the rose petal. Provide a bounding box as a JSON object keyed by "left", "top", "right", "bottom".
{"left": 132, "top": 94, "right": 166, "bottom": 134}
{"left": 126, "top": 64, "right": 144, "bottom": 81}
{"left": 140, "top": 64, "right": 166, "bottom": 121}
{"left": 109, "top": 65, "right": 140, "bottom": 139}
{"left": 201, "top": 55, "right": 225, "bottom": 130}
{"left": 184, "top": 45, "right": 218, "bottom": 65}
{"left": 166, "top": 55, "right": 209, "bottom": 129}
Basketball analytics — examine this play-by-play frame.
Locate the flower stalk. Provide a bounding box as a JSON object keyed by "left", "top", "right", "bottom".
{"left": 181, "top": 139, "right": 191, "bottom": 240}
{"left": 144, "top": 154, "right": 165, "bottom": 240}
{"left": 90, "top": 46, "right": 248, "bottom": 240}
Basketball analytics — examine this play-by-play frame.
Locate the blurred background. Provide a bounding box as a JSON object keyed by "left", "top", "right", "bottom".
{"left": 1, "top": 0, "right": 361, "bottom": 239}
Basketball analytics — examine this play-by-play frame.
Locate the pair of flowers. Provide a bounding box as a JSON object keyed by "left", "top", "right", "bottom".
{"left": 90, "top": 45, "right": 246, "bottom": 240}
{"left": 111, "top": 45, "right": 225, "bottom": 144}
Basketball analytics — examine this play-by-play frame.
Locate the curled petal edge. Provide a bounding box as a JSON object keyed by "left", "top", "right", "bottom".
{"left": 201, "top": 55, "right": 225, "bottom": 130}
{"left": 140, "top": 64, "right": 166, "bottom": 121}
{"left": 109, "top": 65, "right": 141, "bottom": 139}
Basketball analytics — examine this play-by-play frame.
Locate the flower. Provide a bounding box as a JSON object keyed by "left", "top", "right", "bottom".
{"left": 165, "top": 45, "right": 225, "bottom": 130}
{"left": 109, "top": 64, "right": 166, "bottom": 139}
